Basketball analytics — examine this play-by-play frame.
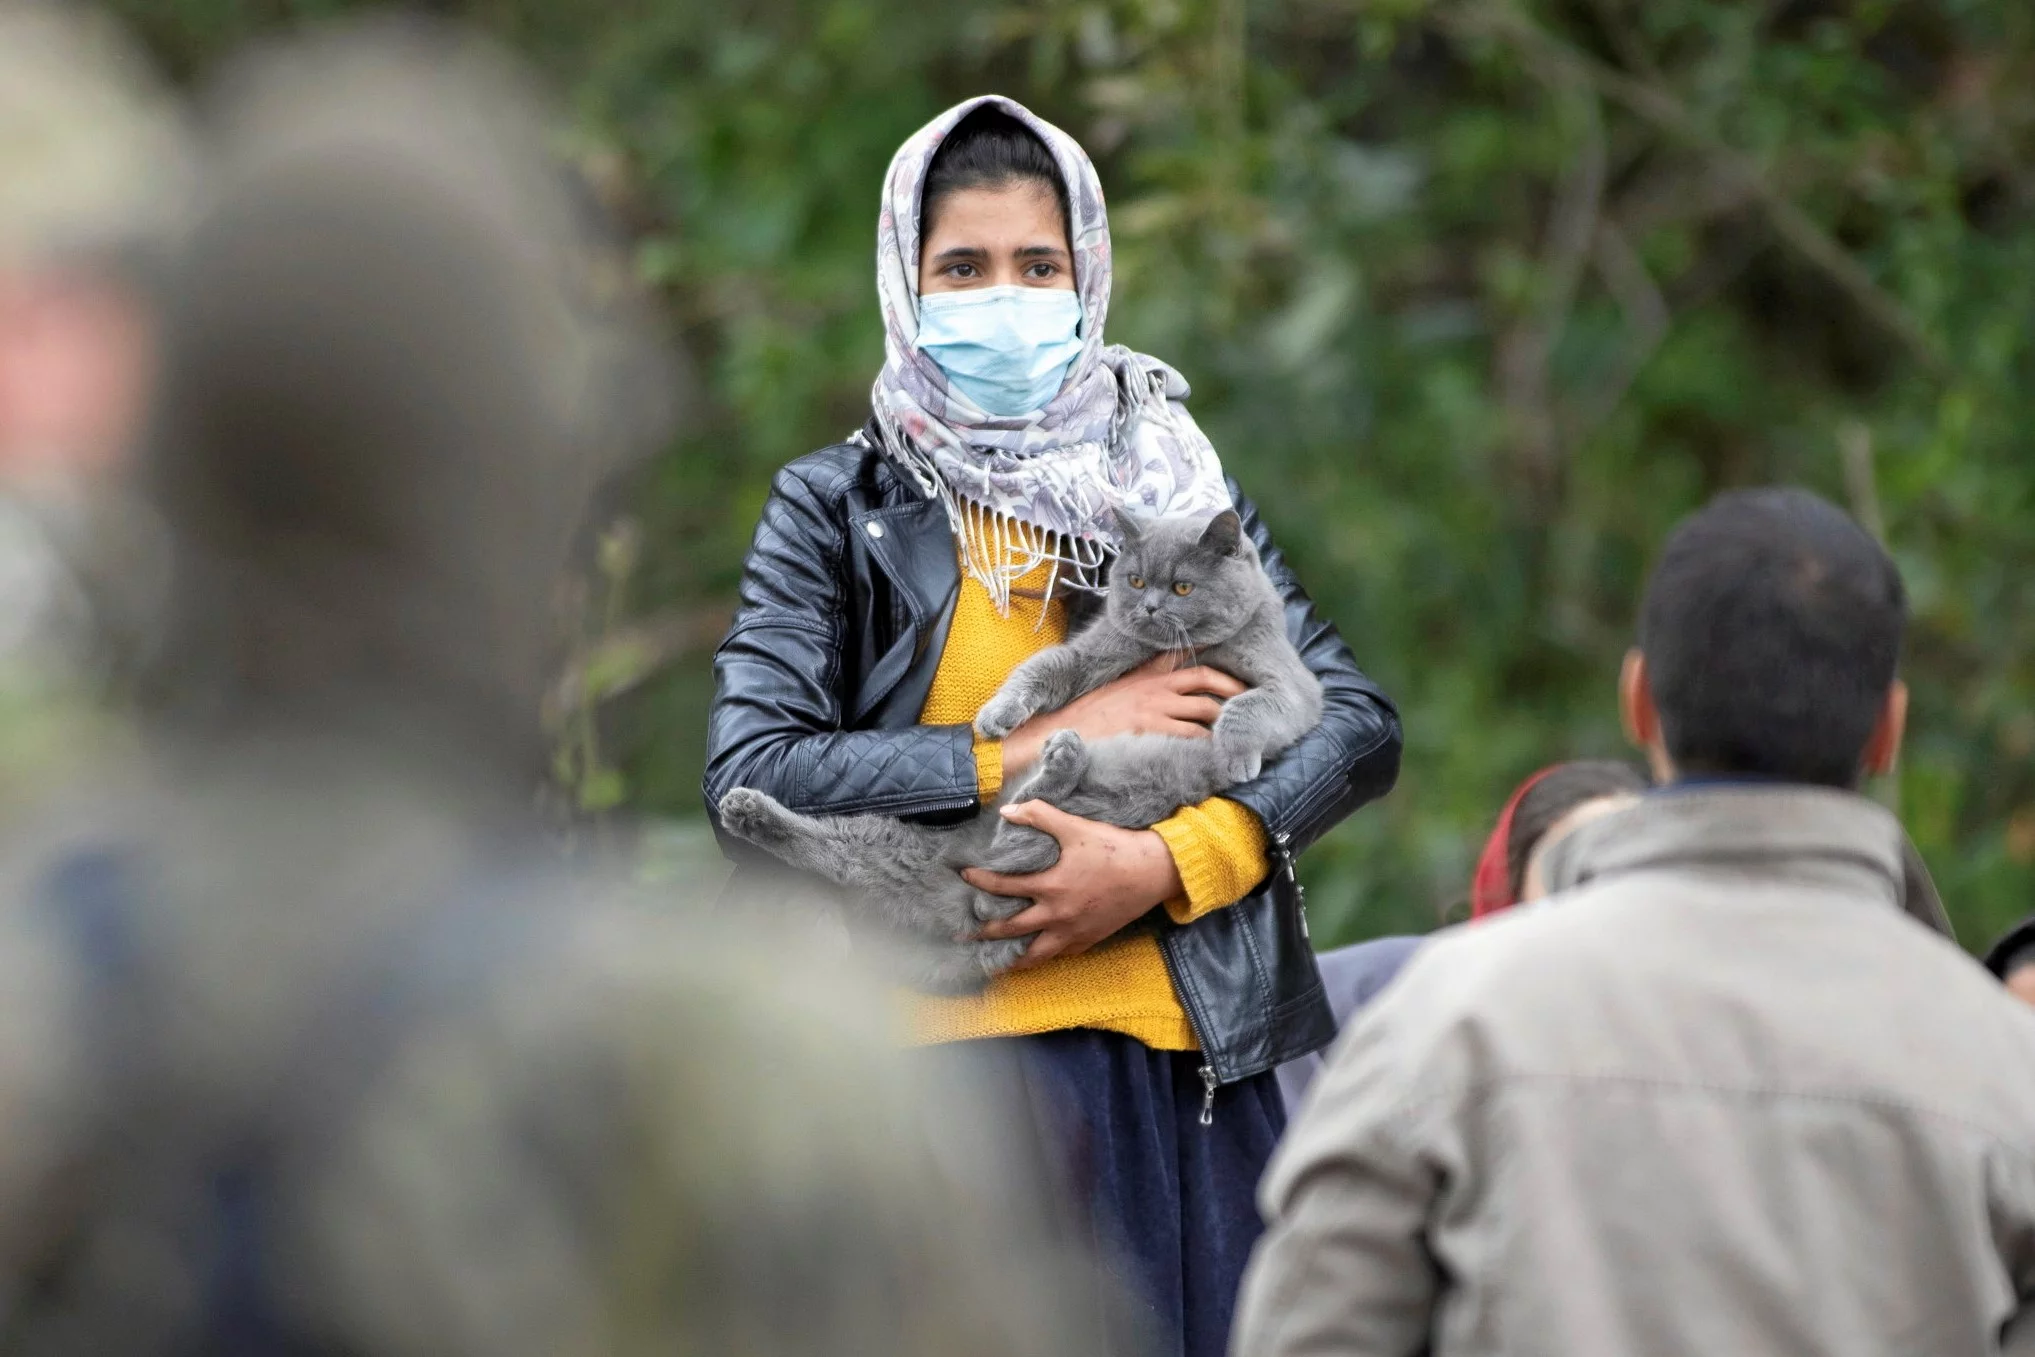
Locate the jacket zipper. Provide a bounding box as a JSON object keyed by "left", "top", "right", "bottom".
{"left": 1273, "top": 830, "right": 1309, "bottom": 940}
{"left": 1169, "top": 833, "right": 1311, "bottom": 1128}
{"left": 1156, "top": 925, "right": 1218, "bottom": 1128}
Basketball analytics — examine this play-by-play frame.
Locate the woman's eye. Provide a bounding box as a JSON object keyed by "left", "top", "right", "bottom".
{"left": 1172, "top": 581, "right": 1194, "bottom": 596}
{"left": 1025, "top": 262, "right": 1058, "bottom": 279}
{"left": 948, "top": 263, "right": 977, "bottom": 278}
{"left": 1128, "top": 576, "right": 1146, "bottom": 590}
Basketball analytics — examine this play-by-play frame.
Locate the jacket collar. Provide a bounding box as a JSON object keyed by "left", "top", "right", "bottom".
{"left": 843, "top": 494, "right": 955, "bottom": 726}
{"left": 850, "top": 495, "right": 954, "bottom": 624}
{"left": 1541, "top": 783, "right": 1906, "bottom": 911}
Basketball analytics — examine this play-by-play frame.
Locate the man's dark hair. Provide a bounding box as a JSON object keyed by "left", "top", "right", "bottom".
{"left": 920, "top": 105, "right": 1069, "bottom": 240}
{"left": 1506, "top": 760, "right": 1649, "bottom": 899}
{"left": 1639, "top": 486, "right": 1906, "bottom": 788}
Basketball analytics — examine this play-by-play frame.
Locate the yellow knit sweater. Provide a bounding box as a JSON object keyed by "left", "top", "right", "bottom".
{"left": 907, "top": 553, "right": 1271, "bottom": 1049}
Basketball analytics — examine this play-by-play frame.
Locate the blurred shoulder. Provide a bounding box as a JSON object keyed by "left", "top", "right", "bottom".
{"left": 1313, "top": 935, "right": 1426, "bottom": 1025}
{"left": 1351, "top": 883, "right": 1658, "bottom": 1048}
{"left": 1385, "top": 887, "right": 1624, "bottom": 991}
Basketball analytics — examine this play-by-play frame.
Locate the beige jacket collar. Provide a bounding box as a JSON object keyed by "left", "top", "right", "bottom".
{"left": 1541, "top": 783, "right": 1907, "bottom": 913}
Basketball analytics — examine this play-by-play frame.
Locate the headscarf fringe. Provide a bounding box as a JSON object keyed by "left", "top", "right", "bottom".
{"left": 862, "top": 412, "right": 1115, "bottom": 617}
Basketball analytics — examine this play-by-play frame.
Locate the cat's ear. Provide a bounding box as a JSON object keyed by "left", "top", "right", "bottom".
{"left": 1198, "top": 509, "right": 1244, "bottom": 557}
{"left": 1111, "top": 507, "right": 1147, "bottom": 546}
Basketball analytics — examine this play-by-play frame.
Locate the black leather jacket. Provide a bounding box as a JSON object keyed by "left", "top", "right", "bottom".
{"left": 703, "top": 438, "right": 1402, "bottom": 1084}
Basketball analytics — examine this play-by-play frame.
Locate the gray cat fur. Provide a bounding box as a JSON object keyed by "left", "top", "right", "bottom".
{"left": 718, "top": 509, "right": 1324, "bottom": 992}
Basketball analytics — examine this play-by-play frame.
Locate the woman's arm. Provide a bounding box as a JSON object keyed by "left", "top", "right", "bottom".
{"left": 1219, "top": 477, "right": 1402, "bottom": 855}
{"left": 702, "top": 460, "right": 980, "bottom": 837}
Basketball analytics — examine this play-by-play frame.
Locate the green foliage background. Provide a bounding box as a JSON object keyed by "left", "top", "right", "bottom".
{"left": 114, "top": 0, "right": 2035, "bottom": 947}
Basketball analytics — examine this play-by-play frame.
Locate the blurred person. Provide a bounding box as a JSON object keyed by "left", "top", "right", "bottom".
{"left": 0, "top": 25, "right": 1118, "bottom": 1357}
{"left": 1275, "top": 760, "right": 1647, "bottom": 1111}
{"left": 0, "top": 1, "right": 191, "bottom": 816}
{"left": 1235, "top": 487, "right": 2035, "bottom": 1357}
{"left": 1468, "top": 759, "right": 1647, "bottom": 916}
{"left": 703, "top": 95, "right": 1401, "bottom": 1357}
{"left": 0, "top": 1, "right": 182, "bottom": 479}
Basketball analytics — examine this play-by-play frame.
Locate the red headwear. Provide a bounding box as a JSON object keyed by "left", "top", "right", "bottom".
{"left": 1469, "top": 767, "right": 1555, "bottom": 920}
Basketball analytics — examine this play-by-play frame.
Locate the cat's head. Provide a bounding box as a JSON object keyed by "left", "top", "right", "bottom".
{"left": 1104, "top": 509, "right": 1264, "bottom": 649}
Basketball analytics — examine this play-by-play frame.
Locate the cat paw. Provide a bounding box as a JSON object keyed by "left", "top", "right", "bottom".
{"left": 912, "top": 947, "right": 992, "bottom": 996}
{"left": 974, "top": 692, "right": 1033, "bottom": 740}
{"left": 974, "top": 936, "right": 1031, "bottom": 980}
{"left": 716, "top": 787, "right": 783, "bottom": 843}
{"left": 1219, "top": 746, "right": 1265, "bottom": 785}
{"left": 1036, "top": 728, "right": 1087, "bottom": 775}
{"left": 972, "top": 886, "right": 1031, "bottom": 923}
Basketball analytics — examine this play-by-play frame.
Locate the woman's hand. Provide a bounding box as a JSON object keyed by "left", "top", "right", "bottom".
{"left": 962, "top": 800, "right": 1182, "bottom": 968}
{"left": 999, "top": 657, "right": 1247, "bottom": 776}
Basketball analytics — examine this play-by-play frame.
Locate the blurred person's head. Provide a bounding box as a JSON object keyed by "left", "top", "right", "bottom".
{"left": 0, "top": 1, "right": 187, "bottom": 485}
{"left": 1470, "top": 760, "right": 1648, "bottom": 917}
{"left": 0, "top": 3, "right": 190, "bottom": 813}
{"left": 129, "top": 18, "right": 669, "bottom": 792}
{"left": 1621, "top": 487, "right": 1907, "bottom": 789}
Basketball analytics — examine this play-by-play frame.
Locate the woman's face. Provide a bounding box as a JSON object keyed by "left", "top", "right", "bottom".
{"left": 1519, "top": 793, "right": 1641, "bottom": 903}
{"left": 918, "top": 182, "right": 1074, "bottom": 296}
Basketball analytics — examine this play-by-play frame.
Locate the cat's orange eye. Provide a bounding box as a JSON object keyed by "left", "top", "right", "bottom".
{"left": 1128, "top": 576, "right": 1147, "bottom": 590}
{"left": 1172, "top": 581, "right": 1194, "bottom": 596}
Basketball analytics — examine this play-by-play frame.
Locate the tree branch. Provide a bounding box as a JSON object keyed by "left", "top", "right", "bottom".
{"left": 1574, "top": 219, "right": 1672, "bottom": 431}
{"left": 1839, "top": 421, "right": 1886, "bottom": 541}
{"left": 1584, "top": 0, "right": 1664, "bottom": 83}
{"left": 1496, "top": 70, "right": 1607, "bottom": 502}
{"left": 549, "top": 604, "right": 731, "bottom": 717}
{"left": 1447, "top": 0, "right": 1948, "bottom": 375}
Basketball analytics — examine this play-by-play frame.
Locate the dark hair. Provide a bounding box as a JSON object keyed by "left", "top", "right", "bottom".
{"left": 1506, "top": 761, "right": 1648, "bottom": 899}
{"left": 1985, "top": 917, "right": 2035, "bottom": 982}
{"left": 920, "top": 105, "right": 1069, "bottom": 242}
{"left": 1639, "top": 487, "right": 1906, "bottom": 788}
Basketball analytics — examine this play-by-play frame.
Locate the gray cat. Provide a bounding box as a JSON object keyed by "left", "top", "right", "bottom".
{"left": 717, "top": 509, "right": 1324, "bottom": 992}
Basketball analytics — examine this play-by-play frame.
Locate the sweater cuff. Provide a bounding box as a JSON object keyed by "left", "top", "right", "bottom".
{"left": 972, "top": 736, "right": 1004, "bottom": 801}
{"left": 1153, "top": 797, "right": 1272, "bottom": 925}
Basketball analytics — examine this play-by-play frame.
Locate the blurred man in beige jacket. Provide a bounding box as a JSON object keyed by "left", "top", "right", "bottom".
{"left": 1236, "top": 488, "right": 2035, "bottom": 1357}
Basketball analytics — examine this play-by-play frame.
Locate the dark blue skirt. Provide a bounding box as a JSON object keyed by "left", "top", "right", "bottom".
{"left": 1001, "top": 1029, "right": 1286, "bottom": 1357}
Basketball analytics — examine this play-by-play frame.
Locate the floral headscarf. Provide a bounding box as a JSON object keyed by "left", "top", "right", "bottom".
{"left": 859, "top": 94, "right": 1231, "bottom": 614}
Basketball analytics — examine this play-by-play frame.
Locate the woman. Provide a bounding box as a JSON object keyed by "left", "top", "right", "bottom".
{"left": 1470, "top": 759, "right": 1649, "bottom": 917}
{"left": 1276, "top": 760, "right": 1648, "bottom": 1111}
{"left": 704, "top": 97, "right": 1400, "bottom": 1357}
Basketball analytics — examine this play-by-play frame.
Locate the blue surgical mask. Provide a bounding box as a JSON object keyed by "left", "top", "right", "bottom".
{"left": 915, "top": 285, "right": 1085, "bottom": 416}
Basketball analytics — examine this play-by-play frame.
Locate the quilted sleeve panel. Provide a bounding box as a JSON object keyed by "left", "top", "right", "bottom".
{"left": 703, "top": 455, "right": 980, "bottom": 828}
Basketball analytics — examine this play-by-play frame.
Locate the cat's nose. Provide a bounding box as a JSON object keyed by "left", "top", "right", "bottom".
{"left": 1141, "top": 601, "right": 1161, "bottom": 616}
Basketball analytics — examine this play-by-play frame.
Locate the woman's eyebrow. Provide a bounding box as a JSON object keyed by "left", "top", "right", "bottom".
{"left": 929, "top": 245, "right": 989, "bottom": 264}
{"left": 1016, "top": 244, "right": 1071, "bottom": 258}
